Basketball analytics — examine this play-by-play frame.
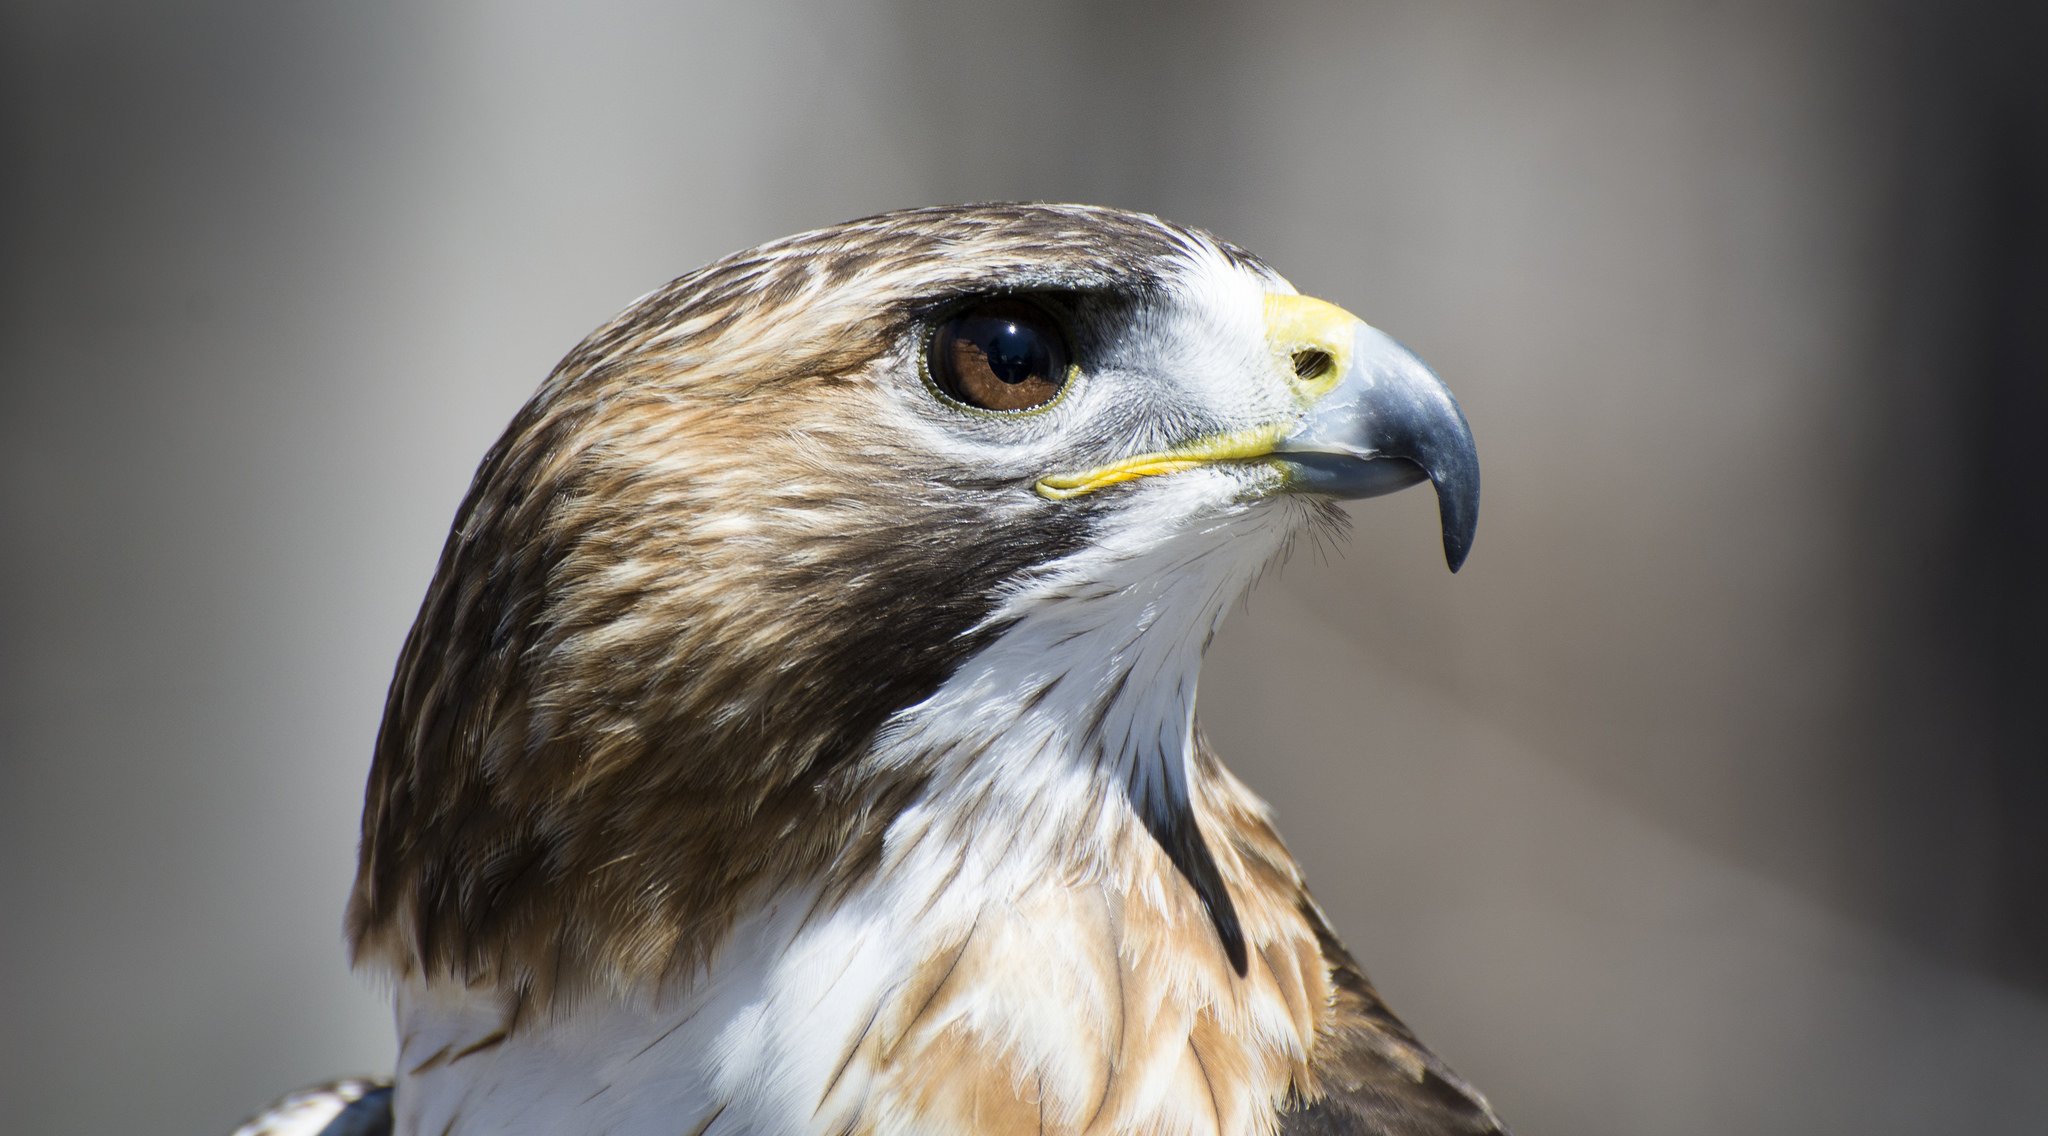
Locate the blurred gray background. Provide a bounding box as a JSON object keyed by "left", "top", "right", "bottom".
{"left": 5, "top": 1, "right": 2045, "bottom": 1133}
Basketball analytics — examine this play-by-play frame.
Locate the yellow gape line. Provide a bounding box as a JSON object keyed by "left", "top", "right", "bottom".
{"left": 1033, "top": 292, "right": 1367, "bottom": 501}
{"left": 1033, "top": 425, "right": 1288, "bottom": 500}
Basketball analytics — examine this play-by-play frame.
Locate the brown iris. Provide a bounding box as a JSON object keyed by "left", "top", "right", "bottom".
{"left": 927, "top": 298, "right": 1071, "bottom": 412}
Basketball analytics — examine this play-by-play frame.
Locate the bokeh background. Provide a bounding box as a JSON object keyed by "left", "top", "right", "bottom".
{"left": 5, "top": 2, "right": 2045, "bottom": 1133}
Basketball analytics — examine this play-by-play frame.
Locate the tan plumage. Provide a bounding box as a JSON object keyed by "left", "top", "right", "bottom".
{"left": 306, "top": 204, "right": 1506, "bottom": 1136}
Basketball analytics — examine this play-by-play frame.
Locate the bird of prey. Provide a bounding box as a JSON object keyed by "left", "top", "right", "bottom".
{"left": 235, "top": 204, "right": 1503, "bottom": 1136}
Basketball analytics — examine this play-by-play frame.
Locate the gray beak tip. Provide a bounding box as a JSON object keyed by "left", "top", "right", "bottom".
{"left": 1431, "top": 457, "right": 1480, "bottom": 573}
{"left": 1442, "top": 511, "right": 1474, "bottom": 573}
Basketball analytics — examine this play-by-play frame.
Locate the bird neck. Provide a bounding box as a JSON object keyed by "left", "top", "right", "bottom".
{"left": 874, "top": 490, "right": 1300, "bottom": 846}
{"left": 862, "top": 493, "right": 1304, "bottom": 976}
{"left": 390, "top": 755, "right": 1330, "bottom": 1136}
{"left": 388, "top": 497, "right": 1330, "bottom": 1136}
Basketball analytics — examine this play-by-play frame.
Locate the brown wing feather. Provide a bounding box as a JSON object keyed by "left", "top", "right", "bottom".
{"left": 1280, "top": 902, "right": 1510, "bottom": 1135}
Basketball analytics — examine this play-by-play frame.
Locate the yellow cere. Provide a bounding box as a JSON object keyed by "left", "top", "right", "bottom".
{"left": 1032, "top": 293, "right": 1366, "bottom": 501}
{"left": 1262, "top": 293, "right": 1360, "bottom": 402}
{"left": 1033, "top": 424, "right": 1289, "bottom": 500}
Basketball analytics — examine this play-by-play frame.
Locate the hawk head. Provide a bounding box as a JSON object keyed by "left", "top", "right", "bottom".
{"left": 344, "top": 203, "right": 1489, "bottom": 1136}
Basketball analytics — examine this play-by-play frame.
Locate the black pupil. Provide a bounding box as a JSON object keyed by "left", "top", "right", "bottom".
{"left": 961, "top": 314, "right": 1049, "bottom": 385}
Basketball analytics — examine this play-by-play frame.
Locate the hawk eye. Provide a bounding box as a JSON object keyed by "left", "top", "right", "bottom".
{"left": 927, "top": 298, "right": 1071, "bottom": 412}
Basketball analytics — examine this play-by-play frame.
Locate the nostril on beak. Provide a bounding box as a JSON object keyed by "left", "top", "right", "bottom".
{"left": 1290, "top": 348, "right": 1335, "bottom": 383}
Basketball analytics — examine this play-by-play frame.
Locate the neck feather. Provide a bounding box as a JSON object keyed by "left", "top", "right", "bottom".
{"left": 393, "top": 757, "right": 1329, "bottom": 1136}
{"left": 392, "top": 496, "right": 1332, "bottom": 1136}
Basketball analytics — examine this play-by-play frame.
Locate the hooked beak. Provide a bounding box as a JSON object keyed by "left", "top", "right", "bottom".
{"left": 1032, "top": 293, "right": 1479, "bottom": 572}
{"left": 1265, "top": 294, "right": 1480, "bottom": 572}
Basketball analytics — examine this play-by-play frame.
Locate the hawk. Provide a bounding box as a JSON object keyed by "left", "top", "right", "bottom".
{"left": 236, "top": 204, "right": 1502, "bottom": 1136}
